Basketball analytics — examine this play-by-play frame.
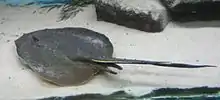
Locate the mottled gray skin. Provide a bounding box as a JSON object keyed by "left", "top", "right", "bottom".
{"left": 15, "top": 27, "right": 115, "bottom": 86}
{"left": 16, "top": 27, "right": 114, "bottom": 59}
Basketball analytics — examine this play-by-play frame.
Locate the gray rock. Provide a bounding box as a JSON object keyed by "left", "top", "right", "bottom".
{"left": 161, "top": 0, "right": 220, "bottom": 21}
{"left": 95, "top": 0, "right": 170, "bottom": 32}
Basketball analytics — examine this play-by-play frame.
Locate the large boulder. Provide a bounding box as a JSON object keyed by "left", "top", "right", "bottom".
{"left": 161, "top": 0, "right": 220, "bottom": 21}
{"left": 95, "top": 0, "right": 170, "bottom": 33}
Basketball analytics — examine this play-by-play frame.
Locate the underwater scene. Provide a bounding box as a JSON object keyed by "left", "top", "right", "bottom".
{"left": 0, "top": 0, "right": 220, "bottom": 99}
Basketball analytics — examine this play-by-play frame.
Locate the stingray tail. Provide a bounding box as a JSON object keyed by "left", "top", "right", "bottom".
{"left": 90, "top": 58, "right": 217, "bottom": 68}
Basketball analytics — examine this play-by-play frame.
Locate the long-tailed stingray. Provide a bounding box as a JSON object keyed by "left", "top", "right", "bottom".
{"left": 15, "top": 27, "right": 216, "bottom": 86}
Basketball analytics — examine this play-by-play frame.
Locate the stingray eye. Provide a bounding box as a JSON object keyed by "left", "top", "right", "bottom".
{"left": 32, "top": 36, "right": 39, "bottom": 42}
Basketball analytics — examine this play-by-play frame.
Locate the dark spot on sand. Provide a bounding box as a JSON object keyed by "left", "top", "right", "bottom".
{"left": 33, "top": 11, "right": 36, "bottom": 14}
{"left": 1, "top": 18, "right": 6, "bottom": 20}
{"left": 129, "top": 44, "right": 135, "bottom": 46}
{"left": 0, "top": 32, "right": 5, "bottom": 36}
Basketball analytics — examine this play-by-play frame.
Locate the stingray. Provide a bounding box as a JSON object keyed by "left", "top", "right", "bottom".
{"left": 14, "top": 27, "right": 216, "bottom": 86}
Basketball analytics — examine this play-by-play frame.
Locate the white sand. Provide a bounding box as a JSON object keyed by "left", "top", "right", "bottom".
{"left": 0, "top": 4, "right": 220, "bottom": 99}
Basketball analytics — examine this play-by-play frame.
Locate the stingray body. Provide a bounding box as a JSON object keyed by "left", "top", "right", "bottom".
{"left": 15, "top": 27, "right": 216, "bottom": 86}
{"left": 15, "top": 27, "right": 121, "bottom": 86}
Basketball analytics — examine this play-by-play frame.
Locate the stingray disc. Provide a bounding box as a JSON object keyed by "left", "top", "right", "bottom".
{"left": 15, "top": 27, "right": 114, "bottom": 86}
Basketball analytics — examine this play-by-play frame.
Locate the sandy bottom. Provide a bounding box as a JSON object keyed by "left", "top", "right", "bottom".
{"left": 0, "top": 4, "right": 220, "bottom": 99}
